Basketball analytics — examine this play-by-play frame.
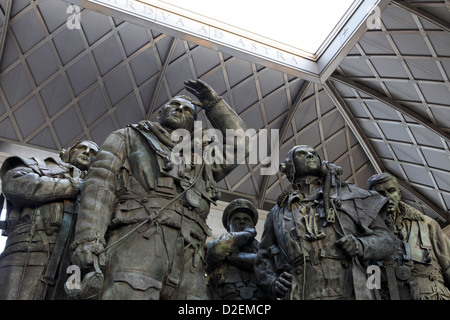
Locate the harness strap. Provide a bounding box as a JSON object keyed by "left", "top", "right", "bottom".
{"left": 40, "top": 200, "right": 76, "bottom": 298}
{"left": 408, "top": 222, "right": 420, "bottom": 261}
{"left": 385, "top": 264, "right": 400, "bottom": 300}
{"left": 408, "top": 220, "right": 432, "bottom": 264}
{"left": 100, "top": 161, "right": 206, "bottom": 254}
{"left": 418, "top": 220, "right": 432, "bottom": 249}
{"left": 161, "top": 235, "right": 185, "bottom": 298}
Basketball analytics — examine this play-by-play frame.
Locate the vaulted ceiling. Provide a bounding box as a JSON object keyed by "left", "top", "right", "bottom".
{"left": 0, "top": 0, "right": 449, "bottom": 228}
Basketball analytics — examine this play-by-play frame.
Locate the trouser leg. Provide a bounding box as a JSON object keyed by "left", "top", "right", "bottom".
{"left": 100, "top": 224, "right": 167, "bottom": 300}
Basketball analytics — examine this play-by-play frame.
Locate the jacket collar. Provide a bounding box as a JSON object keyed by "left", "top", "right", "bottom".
{"left": 396, "top": 201, "right": 424, "bottom": 221}
{"left": 286, "top": 177, "right": 324, "bottom": 207}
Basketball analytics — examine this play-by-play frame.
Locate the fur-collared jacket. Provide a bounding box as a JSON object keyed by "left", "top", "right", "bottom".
{"left": 383, "top": 201, "right": 450, "bottom": 300}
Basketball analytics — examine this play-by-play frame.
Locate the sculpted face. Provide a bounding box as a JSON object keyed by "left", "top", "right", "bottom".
{"left": 68, "top": 141, "right": 98, "bottom": 171}
{"left": 229, "top": 212, "right": 254, "bottom": 233}
{"left": 292, "top": 146, "right": 322, "bottom": 179}
{"left": 371, "top": 178, "right": 401, "bottom": 214}
{"left": 158, "top": 97, "right": 196, "bottom": 132}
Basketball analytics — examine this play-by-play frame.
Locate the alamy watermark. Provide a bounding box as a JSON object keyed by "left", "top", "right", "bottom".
{"left": 366, "top": 265, "right": 381, "bottom": 290}
{"left": 366, "top": 5, "right": 382, "bottom": 30}
{"left": 66, "top": 264, "right": 81, "bottom": 290}
{"left": 66, "top": 4, "right": 82, "bottom": 30}
{"left": 170, "top": 122, "right": 280, "bottom": 175}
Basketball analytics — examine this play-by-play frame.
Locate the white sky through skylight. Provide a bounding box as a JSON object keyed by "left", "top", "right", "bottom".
{"left": 156, "top": 0, "right": 359, "bottom": 55}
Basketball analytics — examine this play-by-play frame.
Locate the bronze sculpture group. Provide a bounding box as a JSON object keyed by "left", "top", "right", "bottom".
{"left": 0, "top": 80, "right": 449, "bottom": 300}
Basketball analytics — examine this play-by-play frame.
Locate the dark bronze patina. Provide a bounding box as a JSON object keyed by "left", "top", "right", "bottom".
{"left": 367, "top": 172, "right": 450, "bottom": 300}
{"left": 0, "top": 141, "right": 98, "bottom": 300}
{"left": 70, "top": 80, "right": 249, "bottom": 300}
{"left": 254, "top": 145, "right": 395, "bottom": 300}
{"left": 206, "top": 198, "right": 272, "bottom": 300}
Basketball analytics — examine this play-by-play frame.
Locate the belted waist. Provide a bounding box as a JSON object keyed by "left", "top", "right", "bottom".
{"left": 0, "top": 223, "right": 58, "bottom": 258}
{"left": 290, "top": 251, "right": 348, "bottom": 266}
{"left": 111, "top": 196, "right": 212, "bottom": 241}
{"left": 5, "top": 222, "right": 60, "bottom": 240}
{"left": 154, "top": 204, "right": 212, "bottom": 241}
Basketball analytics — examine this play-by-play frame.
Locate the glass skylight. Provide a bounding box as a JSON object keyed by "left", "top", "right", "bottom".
{"left": 142, "top": 0, "right": 360, "bottom": 58}
{"left": 84, "top": 0, "right": 385, "bottom": 81}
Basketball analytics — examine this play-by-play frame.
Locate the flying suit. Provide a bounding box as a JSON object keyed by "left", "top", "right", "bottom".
{"left": 255, "top": 180, "right": 394, "bottom": 300}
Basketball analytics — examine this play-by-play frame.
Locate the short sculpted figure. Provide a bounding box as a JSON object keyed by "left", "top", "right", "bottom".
{"left": 367, "top": 172, "right": 450, "bottom": 300}
{"left": 206, "top": 199, "right": 271, "bottom": 300}
{"left": 70, "top": 79, "right": 250, "bottom": 300}
{"left": 0, "top": 141, "right": 98, "bottom": 299}
{"left": 254, "top": 145, "right": 395, "bottom": 300}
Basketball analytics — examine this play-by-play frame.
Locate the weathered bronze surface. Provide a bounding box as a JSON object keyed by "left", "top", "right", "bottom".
{"left": 254, "top": 145, "right": 395, "bottom": 300}
{"left": 70, "top": 80, "right": 249, "bottom": 299}
{"left": 0, "top": 141, "right": 98, "bottom": 300}
{"left": 7, "top": 83, "right": 445, "bottom": 302}
{"left": 206, "top": 198, "right": 272, "bottom": 300}
{"left": 367, "top": 172, "right": 450, "bottom": 300}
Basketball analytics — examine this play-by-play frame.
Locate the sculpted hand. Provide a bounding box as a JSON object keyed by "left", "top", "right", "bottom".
{"left": 273, "top": 271, "right": 292, "bottom": 298}
{"left": 243, "top": 227, "right": 257, "bottom": 239}
{"left": 71, "top": 242, "right": 106, "bottom": 270}
{"left": 336, "top": 234, "right": 363, "bottom": 257}
{"left": 184, "top": 79, "right": 221, "bottom": 111}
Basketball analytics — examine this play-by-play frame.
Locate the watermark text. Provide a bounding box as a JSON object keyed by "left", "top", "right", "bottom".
{"left": 366, "top": 265, "right": 381, "bottom": 290}
{"left": 67, "top": 5, "right": 82, "bottom": 30}
{"left": 170, "top": 122, "right": 279, "bottom": 175}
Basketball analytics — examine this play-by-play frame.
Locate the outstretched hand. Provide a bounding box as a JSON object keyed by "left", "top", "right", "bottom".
{"left": 184, "top": 79, "right": 221, "bottom": 110}
{"left": 243, "top": 226, "right": 257, "bottom": 239}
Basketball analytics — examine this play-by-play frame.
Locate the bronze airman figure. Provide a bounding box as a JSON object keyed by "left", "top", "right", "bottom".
{"left": 206, "top": 199, "right": 271, "bottom": 300}
{"left": 70, "top": 80, "right": 250, "bottom": 300}
{"left": 254, "top": 145, "right": 394, "bottom": 300}
{"left": 0, "top": 141, "right": 98, "bottom": 299}
{"left": 367, "top": 172, "right": 450, "bottom": 300}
